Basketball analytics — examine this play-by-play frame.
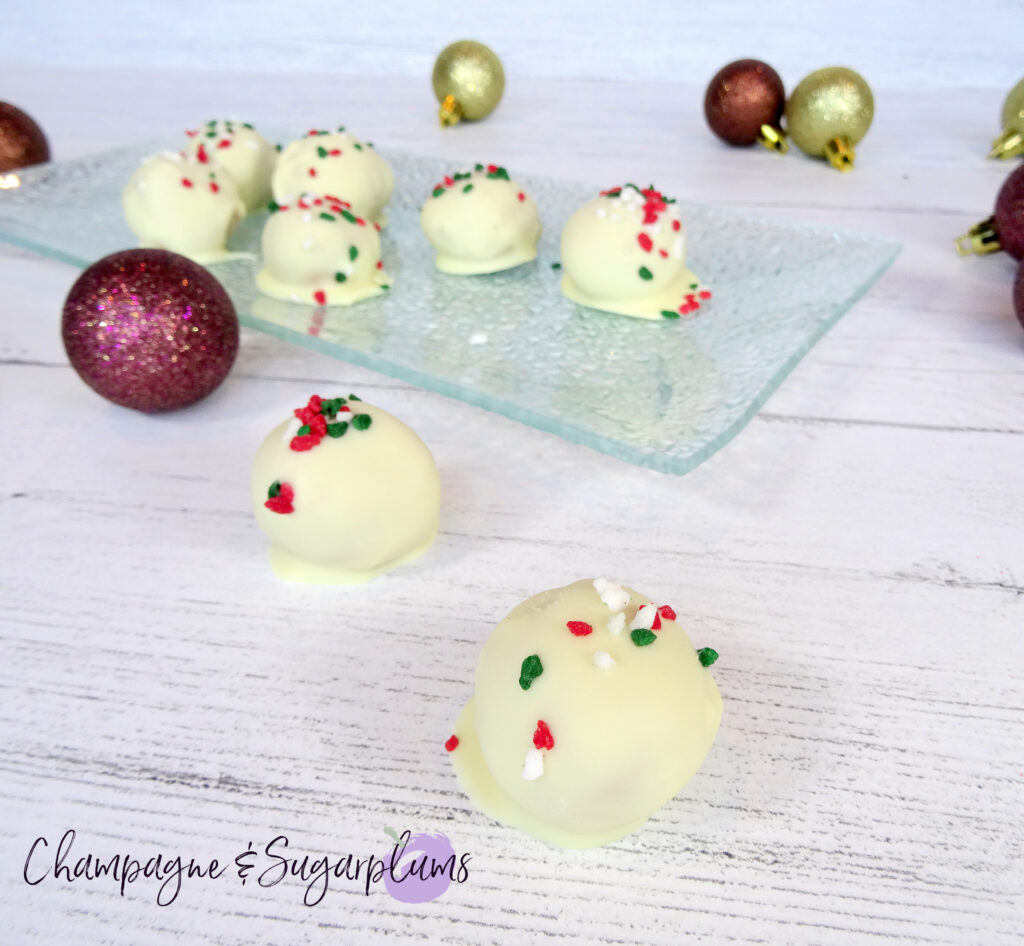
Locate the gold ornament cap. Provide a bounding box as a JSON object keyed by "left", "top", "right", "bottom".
{"left": 954, "top": 216, "right": 1002, "bottom": 256}
{"left": 757, "top": 124, "right": 789, "bottom": 154}
{"left": 990, "top": 77, "right": 1024, "bottom": 159}
{"left": 785, "top": 66, "right": 874, "bottom": 170}
{"left": 432, "top": 40, "right": 505, "bottom": 127}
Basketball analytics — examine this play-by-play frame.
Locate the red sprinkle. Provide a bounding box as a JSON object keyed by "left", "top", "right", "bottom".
{"left": 218, "top": 138, "right": 231, "bottom": 149}
{"left": 265, "top": 482, "right": 295, "bottom": 515}
{"left": 210, "top": 181, "right": 220, "bottom": 193}
{"left": 445, "top": 734, "right": 459, "bottom": 752}
{"left": 308, "top": 167, "right": 317, "bottom": 178}
{"left": 651, "top": 610, "right": 662, "bottom": 631}
{"left": 185, "top": 130, "right": 197, "bottom": 137}
{"left": 313, "top": 289, "right": 327, "bottom": 305}
{"left": 659, "top": 249, "right": 668, "bottom": 258}
{"left": 517, "top": 192, "right": 525, "bottom": 202}
{"left": 637, "top": 233, "right": 653, "bottom": 252}
{"left": 444, "top": 175, "right": 455, "bottom": 186}
{"left": 567, "top": 620, "right": 593, "bottom": 637}
{"left": 181, "top": 178, "right": 193, "bottom": 188}
{"left": 487, "top": 164, "right": 499, "bottom": 173}
{"left": 196, "top": 144, "right": 209, "bottom": 164}
{"left": 329, "top": 148, "right": 341, "bottom": 156}
{"left": 373, "top": 222, "right": 381, "bottom": 231}
{"left": 290, "top": 434, "right": 319, "bottom": 452}
{"left": 672, "top": 219, "right": 681, "bottom": 231}
{"left": 658, "top": 604, "right": 677, "bottom": 621}
{"left": 533, "top": 720, "right": 554, "bottom": 751}
{"left": 699, "top": 290, "right": 712, "bottom": 300}
{"left": 376, "top": 260, "right": 383, "bottom": 269}
{"left": 356, "top": 217, "right": 366, "bottom": 226}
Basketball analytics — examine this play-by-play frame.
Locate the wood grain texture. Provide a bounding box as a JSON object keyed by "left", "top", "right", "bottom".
{"left": 0, "top": 64, "right": 1022, "bottom": 945}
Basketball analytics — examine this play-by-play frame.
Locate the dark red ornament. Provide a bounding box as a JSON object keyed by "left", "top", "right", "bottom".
{"left": 703, "top": 59, "right": 787, "bottom": 152}
{"left": 0, "top": 101, "right": 50, "bottom": 173}
{"left": 955, "top": 164, "right": 1024, "bottom": 260}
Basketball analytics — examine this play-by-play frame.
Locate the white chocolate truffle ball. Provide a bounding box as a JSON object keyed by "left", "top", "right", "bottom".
{"left": 449, "top": 578, "right": 722, "bottom": 848}
{"left": 271, "top": 129, "right": 394, "bottom": 226}
{"left": 185, "top": 119, "right": 277, "bottom": 213}
{"left": 420, "top": 164, "right": 541, "bottom": 274}
{"left": 251, "top": 394, "right": 441, "bottom": 584}
{"left": 122, "top": 152, "right": 245, "bottom": 264}
{"left": 256, "top": 195, "right": 391, "bottom": 306}
{"left": 560, "top": 184, "right": 712, "bottom": 320}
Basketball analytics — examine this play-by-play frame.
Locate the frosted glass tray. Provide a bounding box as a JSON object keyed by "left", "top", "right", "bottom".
{"left": 0, "top": 139, "right": 899, "bottom": 474}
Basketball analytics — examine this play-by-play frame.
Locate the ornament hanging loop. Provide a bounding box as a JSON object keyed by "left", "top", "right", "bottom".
{"left": 989, "top": 129, "right": 1024, "bottom": 160}
{"left": 757, "top": 124, "right": 789, "bottom": 154}
{"left": 824, "top": 136, "right": 855, "bottom": 172}
{"left": 954, "top": 217, "right": 1001, "bottom": 256}
{"left": 439, "top": 95, "right": 463, "bottom": 128}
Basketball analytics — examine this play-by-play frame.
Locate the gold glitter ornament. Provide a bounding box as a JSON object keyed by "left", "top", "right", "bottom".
{"left": 990, "top": 77, "right": 1024, "bottom": 160}
{"left": 785, "top": 67, "right": 874, "bottom": 172}
{"left": 432, "top": 40, "right": 505, "bottom": 127}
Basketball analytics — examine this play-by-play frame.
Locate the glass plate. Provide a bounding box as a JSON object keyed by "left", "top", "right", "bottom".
{"left": 0, "top": 139, "right": 899, "bottom": 474}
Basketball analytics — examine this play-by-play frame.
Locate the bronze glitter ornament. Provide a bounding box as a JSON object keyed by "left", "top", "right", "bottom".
{"left": 990, "top": 77, "right": 1024, "bottom": 160}
{"left": 704, "top": 59, "right": 788, "bottom": 153}
{"left": 0, "top": 101, "right": 50, "bottom": 174}
{"left": 785, "top": 67, "right": 874, "bottom": 172}
{"left": 432, "top": 40, "right": 505, "bottom": 127}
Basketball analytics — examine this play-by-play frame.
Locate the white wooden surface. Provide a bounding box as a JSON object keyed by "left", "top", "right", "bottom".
{"left": 1, "top": 62, "right": 1023, "bottom": 945}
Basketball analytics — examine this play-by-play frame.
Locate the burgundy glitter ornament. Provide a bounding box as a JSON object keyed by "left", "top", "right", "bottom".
{"left": 61, "top": 249, "right": 239, "bottom": 412}
{"left": 955, "top": 164, "right": 1024, "bottom": 260}
{"left": 703, "top": 59, "right": 788, "bottom": 153}
{"left": 0, "top": 101, "right": 50, "bottom": 173}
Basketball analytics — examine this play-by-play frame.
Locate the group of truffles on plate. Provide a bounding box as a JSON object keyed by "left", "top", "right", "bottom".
{"left": 248, "top": 392, "right": 722, "bottom": 850}
{"left": 122, "top": 121, "right": 711, "bottom": 320}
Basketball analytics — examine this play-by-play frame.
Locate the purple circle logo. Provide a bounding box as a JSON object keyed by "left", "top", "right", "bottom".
{"left": 383, "top": 831, "right": 457, "bottom": 903}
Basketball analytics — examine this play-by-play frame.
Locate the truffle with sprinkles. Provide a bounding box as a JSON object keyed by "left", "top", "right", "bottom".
{"left": 448, "top": 577, "right": 722, "bottom": 848}
{"left": 420, "top": 163, "right": 541, "bottom": 274}
{"left": 251, "top": 394, "right": 441, "bottom": 584}
{"left": 560, "top": 183, "right": 712, "bottom": 320}
{"left": 122, "top": 151, "right": 246, "bottom": 264}
{"left": 184, "top": 119, "right": 277, "bottom": 213}
{"left": 271, "top": 128, "right": 394, "bottom": 226}
{"left": 256, "top": 194, "right": 391, "bottom": 306}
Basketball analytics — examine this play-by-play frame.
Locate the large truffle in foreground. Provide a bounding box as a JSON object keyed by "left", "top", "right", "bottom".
{"left": 448, "top": 578, "right": 722, "bottom": 848}
{"left": 251, "top": 394, "right": 440, "bottom": 584}
{"left": 560, "top": 184, "right": 712, "bottom": 320}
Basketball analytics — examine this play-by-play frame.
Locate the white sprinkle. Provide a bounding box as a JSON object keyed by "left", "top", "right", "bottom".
{"left": 593, "top": 651, "right": 616, "bottom": 670}
{"left": 607, "top": 612, "right": 626, "bottom": 636}
{"left": 522, "top": 747, "right": 544, "bottom": 780}
{"left": 301, "top": 237, "right": 314, "bottom": 250}
{"left": 596, "top": 206, "right": 607, "bottom": 218}
{"left": 630, "top": 604, "right": 657, "bottom": 631}
{"left": 301, "top": 212, "right": 313, "bottom": 224}
{"left": 594, "top": 577, "right": 630, "bottom": 612}
{"left": 282, "top": 416, "right": 301, "bottom": 443}
{"left": 469, "top": 332, "right": 488, "bottom": 346}
{"left": 672, "top": 238, "right": 683, "bottom": 259}
{"left": 246, "top": 138, "right": 259, "bottom": 150}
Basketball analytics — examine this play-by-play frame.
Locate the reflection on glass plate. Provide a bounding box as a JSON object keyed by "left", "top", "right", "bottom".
{"left": 0, "top": 139, "right": 899, "bottom": 474}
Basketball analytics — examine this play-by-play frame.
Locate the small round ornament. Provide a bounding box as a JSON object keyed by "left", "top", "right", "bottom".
{"left": 0, "top": 101, "right": 50, "bottom": 174}
{"left": 432, "top": 40, "right": 505, "bottom": 127}
{"left": 785, "top": 67, "right": 874, "bottom": 172}
{"left": 990, "top": 77, "right": 1024, "bottom": 160}
{"left": 61, "top": 249, "right": 239, "bottom": 412}
{"left": 704, "top": 59, "right": 788, "bottom": 153}
{"left": 955, "top": 163, "right": 1024, "bottom": 259}
{"left": 1015, "top": 260, "right": 1024, "bottom": 332}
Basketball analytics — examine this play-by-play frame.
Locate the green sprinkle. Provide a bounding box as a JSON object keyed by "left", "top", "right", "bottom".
{"left": 206, "top": 131, "right": 217, "bottom": 138}
{"left": 462, "top": 183, "right": 473, "bottom": 193}
{"left": 340, "top": 209, "right": 357, "bottom": 223}
{"left": 453, "top": 172, "right": 470, "bottom": 181}
{"left": 381, "top": 283, "right": 390, "bottom": 290}
{"left": 206, "top": 120, "right": 217, "bottom": 127}
{"left": 243, "top": 122, "right": 254, "bottom": 130}
{"left": 317, "top": 146, "right": 328, "bottom": 158}
{"left": 697, "top": 647, "right": 719, "bottom": 667}
{"left": 275, "top": 143, "right": 282, "bottom": 152}
{"left": 474, "top": 163, "right": 484, "bottom": 171}
{"left": 432, "top": 187, "right": 446, "bottom": 198}
{"left": 318, "top": 129, "right": 329, "bottom": 135}
{"left": 348, "top": 393, "right": 362, "bottom": 401}
{"left": 354, "top": 142, "right": 363, "bottom": 151}
{"left": 297, "top": 424, "right": 311, "bottom": 436}
{"left": 486, "top": 166, "right": 510, "bottom": 181}
{"left": 367, "top": 141, "right": 374, "bottom": 147}
{"left": 519, "top": 654, "right": 544, "bottom": 691}
{"left": 689, "top": 283, "right": 698, "bottom": 290}
{"left": 638, "top": 266, "right": 653, "bottom": 280}
{"left": 335, "top": 272, "right": 348, "bottom": 283}
{"left": 661, "top": 310, "right": 680, "bottom": 319}
{"left": 551, "top": 262, "right": 562, "bottom": 270}
{"left": 349, "top": 245, "right": 359, "bottom": 262}
{"left": 631, "top": 628, "right": 657, "bottom": 647}
{"left": 267, "top": 481, "right": 281, "bottom": 499}
{"left": 352, "top": 413, "right": 372, "bottom": 430}
{"left": 327, "top": 421, "right": 349, "bottom": 438}
{"left": 337, "top": 126, "right": 346, "bottom": 133}
{"left": 319, "top": 212, "right": 336, "bottom": 222}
